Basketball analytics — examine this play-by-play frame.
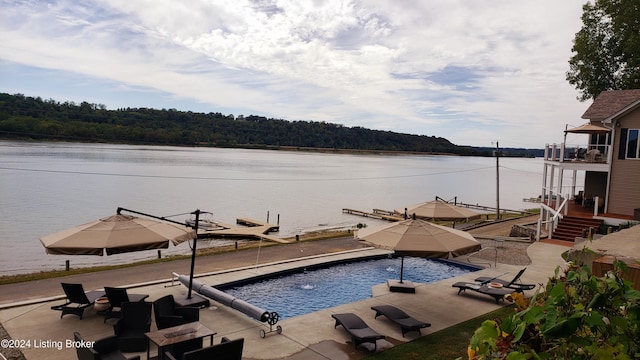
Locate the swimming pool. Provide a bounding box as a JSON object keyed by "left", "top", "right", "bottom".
{"left": 216, "top": 256, "right": 478, "bottom": 319}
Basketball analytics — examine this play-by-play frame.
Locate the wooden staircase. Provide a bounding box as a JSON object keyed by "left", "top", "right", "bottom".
{"left": 552, "top": 216, "right": 603, "bottom": 242}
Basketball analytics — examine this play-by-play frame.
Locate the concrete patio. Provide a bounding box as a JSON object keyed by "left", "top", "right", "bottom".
{"left": 0, "top": 239, "right": 571, "bottom": 360}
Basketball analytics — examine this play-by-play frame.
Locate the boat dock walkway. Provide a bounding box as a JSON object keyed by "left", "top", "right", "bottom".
{"left": 342, "top": 208, "right": 403, "bottom": 221}
{"left": 236, "top": 218, "right": 280, "bottom": 232}
{"left": 199, "top": 218, "right": 288, "bottom": 243}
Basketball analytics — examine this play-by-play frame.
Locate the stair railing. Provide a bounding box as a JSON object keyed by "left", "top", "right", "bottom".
{"left": 538, "top": 195, "right": 569, "bottom": 240}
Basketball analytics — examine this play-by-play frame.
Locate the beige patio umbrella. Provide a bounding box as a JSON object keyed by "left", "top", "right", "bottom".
{"left": 564, "top": 123, "right": 610, "bottom": 134}
{"left": 356, "top": 218, "right": 481, "bottom": 283}
{"left": 395, "top": 199, "right": 480, "bottom": 221}
{"left": 40, "top": 214, "right": 196, "bottom": 256}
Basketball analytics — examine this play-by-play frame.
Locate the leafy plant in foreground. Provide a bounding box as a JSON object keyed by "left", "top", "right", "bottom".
{"left": 467, "top": 260, "right": 640, "bottom": 359}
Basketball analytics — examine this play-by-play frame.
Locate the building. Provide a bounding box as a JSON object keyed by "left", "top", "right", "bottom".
{"left": 540, "top": 89, "right": 640, "bottom": 241}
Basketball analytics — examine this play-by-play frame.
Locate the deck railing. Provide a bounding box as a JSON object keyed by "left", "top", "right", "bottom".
{"left": 544, "top": 143, "right": 610, "bottom": 164}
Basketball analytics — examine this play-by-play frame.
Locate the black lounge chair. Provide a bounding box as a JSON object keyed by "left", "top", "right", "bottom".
{"left": 164, "top": 337, "right": 244, "bottom": 360}
{"left": 52, "top": 283, "right": 105, "bottom": 319}
{"left": 103, "top": 287, "right": 149, "bottom": 322}
{"left": 331, "top": 313, "right": 385, "bottom": 351}
{"left": 474, "top": 269, "right": 535, "bottom": 291}
{"left": 451, "top": 281, "right": 518, "bottom": 304}
{"left": 73, "top": 332, "right": 140, "bottom": 360}
{"left": 370, "top": 305, "right": 431, "bottom": 337}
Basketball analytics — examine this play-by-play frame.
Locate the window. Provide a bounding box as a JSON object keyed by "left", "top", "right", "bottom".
{"left": 625, "top": 129, "right": 639, "bottom": 159}
{"left": 590, "top": 133, "right": 609, "bottom": 154}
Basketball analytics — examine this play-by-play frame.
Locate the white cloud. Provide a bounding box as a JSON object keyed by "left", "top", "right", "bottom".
{"left": 0, "top": 0, "right": 588, "bottom": 147}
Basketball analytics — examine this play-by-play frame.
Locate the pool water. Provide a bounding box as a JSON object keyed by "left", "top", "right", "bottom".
{"left": 217, "top": 256, "right": 477, "bottom": 319}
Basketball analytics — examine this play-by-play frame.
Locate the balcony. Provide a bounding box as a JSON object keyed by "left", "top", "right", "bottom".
{"left": 543, "top": 143, "right": 610, "bottom": 172}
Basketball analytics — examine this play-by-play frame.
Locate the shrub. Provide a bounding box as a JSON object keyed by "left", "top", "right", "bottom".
{"left": 467, "top": 260, "right": 640, "bottom": 359}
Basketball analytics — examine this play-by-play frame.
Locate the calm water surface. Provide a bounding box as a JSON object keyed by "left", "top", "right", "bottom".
{"left": 0, "top": 140, "right": 546, "bottom": 275}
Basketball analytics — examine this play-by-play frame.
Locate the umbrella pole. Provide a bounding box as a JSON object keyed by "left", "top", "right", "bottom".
{"left": 399, "top": 256, "right": 404, "bottom": 283}
{"left": 115, "top": 207, "right": 202, "bottom": 300}
{"left": 187, "top": 210, "right": 200, "bottom": 299}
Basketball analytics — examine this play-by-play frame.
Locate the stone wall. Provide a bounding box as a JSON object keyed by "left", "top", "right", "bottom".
{"left": 509, "top": 224, "right": 537, "bottom": 241}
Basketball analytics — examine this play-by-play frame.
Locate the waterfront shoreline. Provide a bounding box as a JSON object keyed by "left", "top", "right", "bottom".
{"left": 0, "top": 214, "right": 540, "bottom": 285}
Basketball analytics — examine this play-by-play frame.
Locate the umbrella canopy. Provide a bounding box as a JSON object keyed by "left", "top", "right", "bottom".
{"left": 564, "top": 123, "right": 610, "bottom": 134}
{"left": 40, "top": 214, "right": 196, "bottom": 256}
{"left": 395, "top": 199, "right": 480, "bottom": 221}
{"left": 356, "top": 218, "right": 481, "bottom": 258}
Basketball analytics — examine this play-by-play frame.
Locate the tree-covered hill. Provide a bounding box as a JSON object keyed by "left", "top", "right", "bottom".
{"left": 0, "top": 93, "right": 540, "bottom": 157}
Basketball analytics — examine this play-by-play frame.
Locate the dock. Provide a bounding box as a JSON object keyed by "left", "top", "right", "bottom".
{"left": 342, "top": 208, "right": 403, "bottom": 221}
{"left": 198, "top": 218, "right": 288, "bottom": 243}
{"left": 236, "top": 218, "right": 280, "bottom": 232}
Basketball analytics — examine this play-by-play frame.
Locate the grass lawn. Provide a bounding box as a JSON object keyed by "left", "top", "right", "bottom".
{"left": 366, "top": 305, "right": 515, "bottom": 360}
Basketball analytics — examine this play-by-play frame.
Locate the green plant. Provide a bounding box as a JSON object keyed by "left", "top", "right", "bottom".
{"left": 468, "top": 260, "right": 640, "bottom": 359}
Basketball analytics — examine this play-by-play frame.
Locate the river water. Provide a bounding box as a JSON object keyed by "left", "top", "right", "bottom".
{"left": 0, "top": 140, "right": 545, "bottom": 275}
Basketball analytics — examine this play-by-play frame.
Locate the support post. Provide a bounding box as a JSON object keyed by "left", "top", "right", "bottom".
{"left": 495, "top": 141, "right": 500, "bottom": 220}
{"left": 187, "top": 209, "right": 200, "bottom": 299}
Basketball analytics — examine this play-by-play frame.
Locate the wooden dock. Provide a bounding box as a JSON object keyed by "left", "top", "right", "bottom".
{"left": 342, "top": 208, "right": 403, "bottom": 221}
{"left": 198, "top": 218, "right": 287, "bottom": 243}
{"left": 236, "top": 218, "right": 280, "bottom": 232}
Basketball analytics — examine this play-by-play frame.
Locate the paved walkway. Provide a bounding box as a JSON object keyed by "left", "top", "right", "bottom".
{"left": 0, "top": 235, "right": 571, "bottom": 360}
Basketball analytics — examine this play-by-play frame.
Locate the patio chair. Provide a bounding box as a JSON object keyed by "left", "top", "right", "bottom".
{"left": 51, "top": 283, "right": 105, "bottom": 319}
{"left": 164, "top": 337, "right": 244, "bottom": 360}
{"left": 474, "top": 269, "right": 535, "bottom": 291}
{"left": 370, "top": 305, "right": 431, "bottom": 337}
{"left": 585, "top": 149, "right": 601, "bottom": 162}
{"left": 331, "top": 313, "right": 385, "bottom": 351}
{"left": 153, "top": 294, "right": 200, "bottom": 330}
{"left": 74, "top": 332, "right": 140, "bottom": 360}
{"left": 574, "top": 191, "right": 584, "bottom": 205}
{"left": 451, "top": 282, "right": 519, "bottom": 304}
{"left": 113, "top": 301, "right": 152, "bottom": 352}
{"left": 103, "top": 287, "right": 149, "bottom": 322}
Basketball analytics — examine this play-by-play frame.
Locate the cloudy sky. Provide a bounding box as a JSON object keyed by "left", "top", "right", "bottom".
{"left": 1, "top": 0, "right": 592, "bottom": 148}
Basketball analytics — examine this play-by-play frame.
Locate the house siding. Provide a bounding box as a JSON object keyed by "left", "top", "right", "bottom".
{"left": 609, "top": 107, "right": 640, "bottom": 216}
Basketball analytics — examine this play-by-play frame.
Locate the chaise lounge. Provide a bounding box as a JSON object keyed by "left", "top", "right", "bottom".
{"left": 370, "top": 305, "right": 431, "bottom": 337}
{"left": 331, "top": 313, "right": 385, "bottom": 351}
{"left": 451, "top": 281, "right": 518, "bottom": 304}
{"left": 473, "top": 269, "right": 535, "bottom": 291}
{"left": 52, "top": 283, "right": 105, "bottom": 319}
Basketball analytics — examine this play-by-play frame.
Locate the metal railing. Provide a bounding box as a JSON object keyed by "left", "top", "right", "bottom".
{"left": 467, "top": 247, "right": 497, "bottom": 268}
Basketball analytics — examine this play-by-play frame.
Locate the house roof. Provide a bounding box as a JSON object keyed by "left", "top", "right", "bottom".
{"left": 581, "top": 89, "right": 640, "bottom": 121}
